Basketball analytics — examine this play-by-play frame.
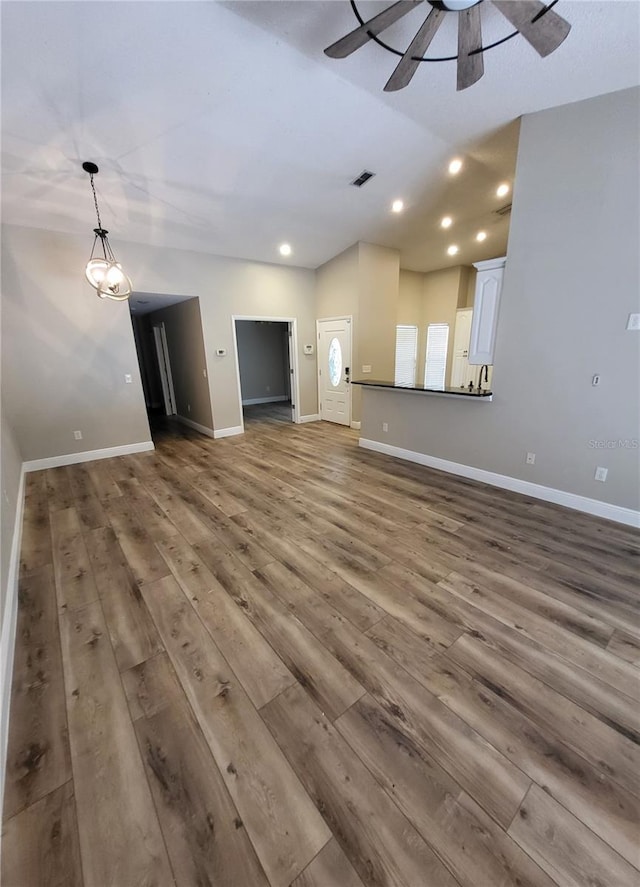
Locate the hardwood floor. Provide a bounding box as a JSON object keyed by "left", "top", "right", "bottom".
{"left": 3, "top": 411, "right": 639, "bottom": 886}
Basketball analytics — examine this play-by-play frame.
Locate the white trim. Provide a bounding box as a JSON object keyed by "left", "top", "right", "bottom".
{"left": 299, "top": 414, "right": 320, "bottom": 424}
{"left": 241, "top": 395, "right": 289, "bottom": 406}
{"left": 23, "top": 440, "right": 155, "bottom": 472}
{"left": 175, "top": 416, "right": 215, "bottom": 438}
{"left": 213, "top": 425, "right": 244, "bottom": 439}
{"left": 473, "top": 256, "right": 506, "bottom": 272}
{"left": 359, "top": 438, "right": 640, "bottom": 528}
{"left": 350, "top": 420, "right": 362, "bottom": 430}
{"left": 0, "top": 466, "right": 26, "bottom": 815}
{"left": 152, "top": 322, "right": 177, "bottom": 416}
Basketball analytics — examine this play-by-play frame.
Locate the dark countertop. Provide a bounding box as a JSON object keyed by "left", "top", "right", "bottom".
{"left": 351, "top": 379, "right": 493, "bottom": 398}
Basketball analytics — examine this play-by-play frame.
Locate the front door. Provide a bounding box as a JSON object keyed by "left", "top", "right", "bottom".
{"left": 317, "top": 317, "right": 351, "bottom": 426}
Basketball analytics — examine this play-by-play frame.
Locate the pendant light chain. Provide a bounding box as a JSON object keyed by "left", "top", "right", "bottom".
{"left": 89, "top": 173, "right": 103, "bottom": 231}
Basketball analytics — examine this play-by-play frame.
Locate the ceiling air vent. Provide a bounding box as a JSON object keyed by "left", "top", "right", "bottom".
{"left": 495, "top": 203, "right": 512, "bottom": 216}
{"left": 351, "top": 170, "right": 376, "bottom": 187}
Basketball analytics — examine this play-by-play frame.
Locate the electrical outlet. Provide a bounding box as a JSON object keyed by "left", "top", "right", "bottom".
{"left": 187, "top": 404, "right": 191, "bottom": 413}
{"left": 382, "top": 422, "right": 389, "bottom": 432}
{"left": 74, "top": 430, "right": 83, "bottom": 440}
{"left": 595, "top": 466, "right": 608, "bottom": 482}
{"left": 526, "top": 452, "right": 535, "bottom": 465}
{"left": 362, "top": 365, "right": 372, "bottom": 374}
{"left": 124, "top": 373, "right": 132, "bottom": 384}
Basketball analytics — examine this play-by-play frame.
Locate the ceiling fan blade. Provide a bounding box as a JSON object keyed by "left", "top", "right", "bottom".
{"left": 457, "top": 4, "right": 484, "bottom": 91}
{"left": 325, "top": 0, "right": 424, "bottom": 59}
{"left": 491, "top": 0, "right": 571, "bottom": 57}
{"left": 384, "top": 8, "right": 445, "bottom": 91}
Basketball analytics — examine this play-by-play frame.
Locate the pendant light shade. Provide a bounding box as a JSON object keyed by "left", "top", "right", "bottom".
{"left": 82, "top": 162, "right": 132, "bottom": 301}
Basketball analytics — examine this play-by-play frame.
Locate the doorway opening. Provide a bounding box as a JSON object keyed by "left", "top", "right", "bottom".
{"left": 232, "top": 317, "right": 300, "bottom": 432}
{"left": 130, "top": 293, "right": 213, "bottom": 441}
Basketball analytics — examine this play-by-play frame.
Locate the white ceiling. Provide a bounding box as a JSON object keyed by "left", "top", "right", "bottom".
{"left": 1, "top": 1, "right": 638, "bottom": 273}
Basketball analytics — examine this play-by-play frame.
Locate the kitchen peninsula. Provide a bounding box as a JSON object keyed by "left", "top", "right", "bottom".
{"left": 351, "top": 379, "right": 493, "bottom": 400}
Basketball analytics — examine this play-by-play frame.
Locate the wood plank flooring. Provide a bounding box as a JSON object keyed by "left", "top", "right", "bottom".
{"left": 3, "top": 407, "right": 639, "bottom": 886}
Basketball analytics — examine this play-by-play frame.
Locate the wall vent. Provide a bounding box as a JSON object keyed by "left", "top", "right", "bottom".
{"left": 495, "top": 203, "right": 512, "bottom": 216}
{"left": 351, "top": 170, "right": 376, "bottom": 187}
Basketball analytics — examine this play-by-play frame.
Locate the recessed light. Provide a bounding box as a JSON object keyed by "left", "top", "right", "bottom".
{"left": 447, "top": 244, "right": 459, "bottom": 256}
{"left": 391, "top": 199, "right": 404, "bottom": 213}
{"left": 448, "top": 158, "right": 463, "bottom": 175}
{"left": 476, "top": 231, "right": 487, "bottom": 242}
{"left": 279, "top": 243, "right": 292, "bottom": 257}
{"left": 441, "top": 216, "right": 453, "bottom": 228}
{"left": 496, "top": 183, "right": 510, "bottom": 198}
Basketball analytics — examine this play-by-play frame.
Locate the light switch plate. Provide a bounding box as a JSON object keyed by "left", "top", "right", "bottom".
{"left": 124, "top": 374, "right": 132, "bottom": 384}
{"left": 626, "top": 313, "right": 640, "bottom": 331}
{"left": 595, "top": 466, "right": 608, "bottom": 482}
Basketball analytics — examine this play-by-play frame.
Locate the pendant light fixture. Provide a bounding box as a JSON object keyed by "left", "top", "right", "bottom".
{"left": 82, "top": 161, "right": 132, "bottom": 301}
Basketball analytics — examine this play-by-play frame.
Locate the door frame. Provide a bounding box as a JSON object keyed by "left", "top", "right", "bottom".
{"left": 231, "top": 315, "right": 301, "bottom": 434}
{"left": 316, "top": 315, "right": 352, "bottom": 426}
{"left": 152, "top": 322, "right": 177, "bottom": 416}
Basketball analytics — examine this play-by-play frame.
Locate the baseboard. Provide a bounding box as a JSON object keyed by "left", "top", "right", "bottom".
{"left": 0, "top": 466, "right": 26, "bottom": 815}
{"left": 175, "top": 415, "right": 215, "bottom": 438}
{"left": 359, "top": 438, "right": 640, "bottom": 528}
{"left": 22, "top": 440, "right": 155, "bottom": 472}
{"left": 241, "top": 396, "right": 289, "bottom": 406}
{"left": 299, "top": 414, "right": 320, "bottom": 424}
{"left": 213, "top": 426, "right": 244, "bottom": 439}
{"left": 350, "top": 421, "right": 361, "bottom": 430}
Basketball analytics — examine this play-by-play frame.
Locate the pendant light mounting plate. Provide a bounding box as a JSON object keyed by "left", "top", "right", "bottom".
{"left": 82, "top": 161, "right": 99, "bottom": 175}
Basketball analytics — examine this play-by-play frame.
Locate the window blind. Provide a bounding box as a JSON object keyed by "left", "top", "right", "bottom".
{"left": 424, "top": 323, "right": 449, "bottom": 388}
{"left": 394, "top": 325, "right": 418, "bottom": 386}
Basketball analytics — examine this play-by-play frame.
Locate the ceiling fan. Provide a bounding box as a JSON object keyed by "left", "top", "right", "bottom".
{"left": 325, "top": 0, "right": 571, "bottom": 91}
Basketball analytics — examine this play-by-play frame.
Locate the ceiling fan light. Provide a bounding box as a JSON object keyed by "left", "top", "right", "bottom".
{"left": 430, "top": 0, "right": 481, "bottom": 10}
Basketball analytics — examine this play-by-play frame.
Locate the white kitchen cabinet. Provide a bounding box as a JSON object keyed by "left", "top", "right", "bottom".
{"left": 468, "top": 256, "right": 506, "bottom": 365}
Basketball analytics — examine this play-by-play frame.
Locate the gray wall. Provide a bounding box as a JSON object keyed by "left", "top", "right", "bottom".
{"left": 2, "top": 225, "right": 152, "bottom": 461}
{"left": 361, "top": 87, "right": 640, "bottom": 512}
{"left": 316, "top": 242, "right": 399, "bottom": 423}
{"left": 236, "top": 321, "right": 289, "bottom": 403}
{"left": 1, "top": 225, "right": 318, "bottom": 453}
{"left": 127, "top": 243, "right": 317, "bottom": 429}
{"left": 145, "top": 298, "right": 213, "bottom": 430}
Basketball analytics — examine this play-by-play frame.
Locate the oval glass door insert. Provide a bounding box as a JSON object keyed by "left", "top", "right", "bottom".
{"left": 328, "top": 337, "right": 342, "bottom": 387}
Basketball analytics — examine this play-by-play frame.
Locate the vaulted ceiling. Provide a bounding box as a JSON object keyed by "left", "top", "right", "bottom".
{"left": 2, "top": 1, "right": 638, "bottom": 272}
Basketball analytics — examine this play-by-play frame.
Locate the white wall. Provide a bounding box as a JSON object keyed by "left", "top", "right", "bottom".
{"left": 361, "top": 87, "right": 640, "bottom": 513}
